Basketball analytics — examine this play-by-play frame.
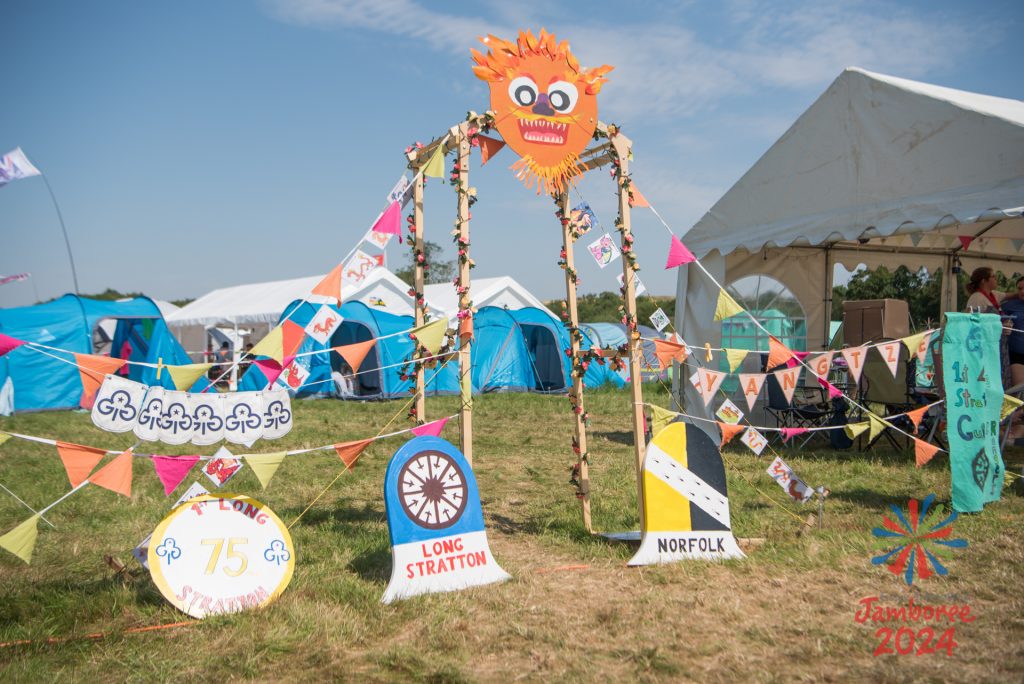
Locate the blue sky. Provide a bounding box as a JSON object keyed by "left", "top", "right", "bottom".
{"left": 2, "top": 0, "right": 1022, "bottom": 308}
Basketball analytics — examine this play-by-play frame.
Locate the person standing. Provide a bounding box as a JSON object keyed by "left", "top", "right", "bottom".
{"left": 964, "top": 267, "right": 1016, "bottom": 312}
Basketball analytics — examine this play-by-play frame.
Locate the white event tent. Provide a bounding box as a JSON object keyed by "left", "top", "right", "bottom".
{"left": 674, "top": 67, "right": 1024, "bottom": 417}
{"left": 424, "top": 275, "right": 556, "bottom": 321}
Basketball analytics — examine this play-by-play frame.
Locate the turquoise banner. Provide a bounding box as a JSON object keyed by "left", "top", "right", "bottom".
{"left": 942, "top": 313, "right": 1004, "bottom": 513}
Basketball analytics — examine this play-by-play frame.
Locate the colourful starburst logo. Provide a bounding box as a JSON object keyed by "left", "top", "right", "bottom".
{"left": 871, "top": 494, "right": 968, "bottom": 585}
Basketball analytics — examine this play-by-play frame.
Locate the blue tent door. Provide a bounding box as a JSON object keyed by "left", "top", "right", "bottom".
{"left": 519, "top": 324, "right": 566, "bottom": 392}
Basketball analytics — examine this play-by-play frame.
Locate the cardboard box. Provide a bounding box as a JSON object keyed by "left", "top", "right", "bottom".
{"left": 843, "top": 299, "right": 909, "bottom": 345}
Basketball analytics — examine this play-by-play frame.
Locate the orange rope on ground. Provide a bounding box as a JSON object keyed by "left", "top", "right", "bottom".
{"left": 0, "top": 620, "right": 194, "bottom": 648}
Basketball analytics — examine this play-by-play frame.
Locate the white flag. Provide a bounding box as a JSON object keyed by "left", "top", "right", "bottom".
{"left": 305, "top": 304, "right": 343, "bottom": 345}
{"left": 0, "top": 148, "right": 41, "bottom": 187}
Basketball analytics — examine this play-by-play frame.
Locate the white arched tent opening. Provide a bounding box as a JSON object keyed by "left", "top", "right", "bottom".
{"left": 675, "top": 67, "right": 1024, "bottom": 420}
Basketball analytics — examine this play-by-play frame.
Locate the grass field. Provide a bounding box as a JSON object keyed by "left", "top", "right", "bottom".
{"left": 1, "top": 385, "right": 1022, "bottom": 682}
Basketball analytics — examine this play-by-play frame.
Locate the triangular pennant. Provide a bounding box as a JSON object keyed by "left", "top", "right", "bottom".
{"left": 844, "top": 421, "right": 869, "bottom": 440}
{"left": 166, "top": 363, "right": 213, "bottom": 391}
{"left": 250, "top": 326, "right": 284, "bottom": 363}
{"left": 958, "top": 235, "right": 974, "bottom": 251}
{"left": 696, "top": 367, "right": 726, "bottom": 406}
{"left": 714, "top": 289, "right": 744, "bottom": 321}
{"left": 89, "top": 450, "right": 133, "bottom": 497}
{"left": 905, "top": 406, "right": 928, "bottom": 430}
{"left": 422, "top": 145, "right": 446, "bottom": 178}
{"left": 808, "top": 352, "right": 833, "bottom": 379}
{"left": 718, "top": 422, "right": 745, "bottom": 447}
{"left": 312, "top": 263, "right": 344, "bottom": 303}
{"left": 243, "top": 452, "right": 287, "bottom": 489}
{"left": 333, "top": 339, "right": 377, "bottom": 373}
{"left": 254, "top": 358, "right": 285, "bottom": 385}
{"left": 650, "top": 405, "right": 677, "bottom": 439}
{"left": 333, "top": 439, "right": 373, "bottom": 469}
{"left": 909, "top": 232, "right": 924, "bottom": 247}
{"left": 0, "top": 432, "right": 10, "bottom": 447}
{"left": 766, "top": 336, "right": 794, "bottom": 370}
{"left": 0, "top": 333, "right": 26, "bottom": 357}
{"left": 370, "top": 201, "right": 402, "bottom": 236}
{"left": 772, "top": 366, "right": 801, "bottom": 405}
{"left": 780, "top": 427, "right": 809, "bottom": 443}
{"left": 901, "top": 332, "right": 928, "bottom": 362}
{"left": 56, "top": 441, "right": 108, "bottom": 488}
{"left": 725, "top": 348, "right": 748, "bottom": 373}
{"left": 282, "top": 320, "right": 307, "bottom": 358}
{"left": 1013, "top": 239, "right": 1024, "bottom": 253}
{"left": 915, "top": 439, "right": 940, "bottom": 468}
{"left": 817, "top": 376, "right": 843, "bottom": 399}
{"left": 665, "top": 235, "right": 696, "bottom": 269}
{"left": 737, "top": 373, "right": 767, "bottom": 411}
{"left": 1001, "top": 394, "right": 1024, "bottom": 421}
{"left": 867, "top": 414, "right": 889, "bottom": 442}
{"left": 653, "top": 338, "right": 688, "bottom": 370}
{"left": 73, "top": 353, "right": 127, "bottom": 409}
{"left": 877, "top": 341, "right": 902, "bottom": 378}
{"left": 627, "top": 183, "right": 650, "bottom": 208}
{"left": 0, "top": 515, "right": 40, "bottom": 564}
{"left": 458, "top": 314, "right": 473, "bottom": 343}
{"left": 151, "top": 455, "right": 200, "bottom": 496}
{"left": 411, "top": 318, "right": 448, "bottom": 356}
{"left": 477, "top": 135, "right": 505, "bottom": 166}
{"left": 841, "top": 346, "right": 868, "bottom": 383}
{"left": 411, "top": 417, "right": 449, "bottom": 437}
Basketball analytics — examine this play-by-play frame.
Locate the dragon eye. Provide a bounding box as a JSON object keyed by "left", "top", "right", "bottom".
{"left": 508, "top": 76, "right": 538, "bottom": 107}
{"left": 547, "top": 81, "right": 579, "bottom": 113}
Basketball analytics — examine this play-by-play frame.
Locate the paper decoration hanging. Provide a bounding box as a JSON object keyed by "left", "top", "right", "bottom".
{"left": 91, "top": 374, "right": 147, "bottom": 433}
{"left": 766, "top": 456, "right": 814, "bottom": 503}
{"left": 713, "top": 290, "right": 744, "bottom": 322}
{"left": 665, "top": 236, "right": 696, "bottom": 269}
{"left": 254, "top": 358, "right": 285, "bottom": 386}
{"left": 158, "top": 391, "right": 195, "bottom": 446}
{"left": 905, "top": 406, "right": 929, "bottom": 430}
{"left": 203, "top": 446, "right": 244, "bottom": 488}
{"left": 877, "top": 341, "right": 902, "bottom": 378}
{"left": 278, "top": 358, "right": 310, "bottom": 392}
{"left": 569, "top": 202, "right": 596, "bottom": 236}
{"left": 653, "top": 338, "right": 687, "bottom": 370}
{"left": 737, "top": 373, "right": 767, "bottom": 412}
{"left": 0, "top": 147, "right": 41, "bottom": 186}
{"left": 250, "top": 326, "right": 285, "bottom": 363}
{"left": 386, "top": 173, "right": 412, "bottom": 207}
{"left": 841, "top": 346, "right": 868, "bottom": 383}
{"left": 627, "top": 182, "right": 649, "bottom": 208}
{"left": 381, "top": 436, "right": 510, "bottom": 603}
{"left": 343, "top": 249, "right": 384, "bottom": 286}
{"left": 715, "top": 399, "right": 743, "bottom": 425}
{"left": 147, "top": 494, "right": 295, "bottom": 619}
{"left": 412, "top": 417, "right": 449, "bottom": 437}
{"left": 740, "top": 427, "right": 768, "bottom": 455}
{"left": 135, "top": 386, "right": 166, "bottom": 441}
{"left": 587, "top": 233, "right": 620, "bottom": 268}
{"left": 616, "top": 271, "right": 646, "bottom": 296}
{"left": 74, "top": 353, "right": 127, "bottom": 409}
{"left": 649, "top": 308, "right": 671, "bottom": 332}
{"left": 650, "top": 405, "right": 677, "bottom": 439}
{"left": 471, "top": 29, "right": 612, "bottom": 195}
{"left": 311, "top": 264, "right": 344, "bottom": 304}
{"left": 261, "top": 388, "right": 293, "bottom": 440}
{"left": 305, "top": 305, "right": 344, "bottom": 345}
{"left": 902, "top": 331, "right": 932, "bottom": 363}
{"left": 56, "top": 441, "right": 108, "bottom": 488}
{"left": 151, "top": 455, "right": 201, "bottom": 496}
{"left": 244, "top": 452, "right": 287, "bottom": 489}
{"left": 628, "top": 422, "right": 745, "bottom": 565}
{"left": 1002, "top": 394, "right": 1024, "bottom": 421}
{"left": 766, "top": 337, "right": 793, "bottom": 370}
{"left": 365, "top": 227, "right": 394, "bottom": 249}
{"left": 844, "top": 421, "right": 869, "bottom": 440}
{"left": 422, "top": 145, "right": 446, "bottom": 178}
{"left": 0, "top": 514, "right": 40, "bottom": 564}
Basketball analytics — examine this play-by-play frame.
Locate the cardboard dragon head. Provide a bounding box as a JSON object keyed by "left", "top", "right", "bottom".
{"left": 471, "top": 29, "right": 613, "bottom": 195}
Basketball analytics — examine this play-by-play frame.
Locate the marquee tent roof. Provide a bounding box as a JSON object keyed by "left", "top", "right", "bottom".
{"left": 424, "top": 276, "right": 556, "bottom": 321}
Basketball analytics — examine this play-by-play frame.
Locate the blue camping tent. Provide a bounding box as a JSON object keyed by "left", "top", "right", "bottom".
{"left": 580, "top": 322, "right": 664, "bottom": 382}
{"left": 508, "top": 308, "right": 624, "bottom": 391}
{"left": 0, "top": 295, "right": 196, "bottom": 413}
{"left": 471, "top": 307, "right": 534, "bottom": 393}
{"left": 239, "top": 300, "right": 458, "bottom": 399}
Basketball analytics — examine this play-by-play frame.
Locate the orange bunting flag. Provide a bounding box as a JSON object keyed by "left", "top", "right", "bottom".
{"left": 334, "top": 439, "right": 373, "bottom": 469}
{"left": 627, "top": 183, "right": 650, "bottom": 208}
{"left": 89, "top": 449, "right": 133, "bottom": 497}
{"left": 766, "top": 336, "right": 793, "bottom": 370}
{"left": 477, "top": 134, "right": 505, "bottom": 166}
{"left": 718, "top": 422, "right": 746, "bottom": 447}
{"left": 312, "top": 263, "right": 344, "bottom": 303}
{"left": 73, "top": 354, "right": 127, "bottom": 409}
{"left": 56, "top": 441, "right": 108, "bottom": 488}
{"left": 905, "top": 406, "right": 928, "bottom": 430}
{"left": 653, "top": 338, "right": 688, "bottom": 370}
{"left": 282, "top": 320, "right": 307, "bottom": 358}
{"left": 915, "top": 439, "right": 939, "bottom": 467}
{"left": 332, "top": 339, "right": 376, "bottom": 373}
{"left": 458, "top": 314, "right": 473, "bottom": 343}
{"left": 737, "top": 373, "right": 767, "bottom": 411}
{"left": 841, "top": 346, "right": 868, "bottom": 383}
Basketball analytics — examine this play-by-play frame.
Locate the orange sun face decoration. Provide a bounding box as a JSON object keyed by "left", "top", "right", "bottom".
{"left": 471, "top": 29, "right": 613, "bottom": 195}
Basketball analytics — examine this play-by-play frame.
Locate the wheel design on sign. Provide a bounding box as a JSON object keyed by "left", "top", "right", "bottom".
{"left": 397, "top": 450, "right": 468, "bottom": 529}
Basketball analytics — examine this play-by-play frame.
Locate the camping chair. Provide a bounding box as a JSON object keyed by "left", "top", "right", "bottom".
{"left": 761, "top": 354, "right": 838, "bottom": 448}
{"left": 855, "top": 344, "right": 920, "bottom": 451}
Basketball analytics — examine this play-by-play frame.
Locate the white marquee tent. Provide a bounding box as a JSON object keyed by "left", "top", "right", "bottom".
{"left": 424, "top": 275, "right": 556, "bottom": 321}
{"left": 675, "top": 67, "right": 1024, "bottom": 416}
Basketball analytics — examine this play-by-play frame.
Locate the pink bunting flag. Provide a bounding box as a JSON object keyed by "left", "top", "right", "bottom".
{"left": 118, "top": 340, "right": 133, "bottom": 376}
{"left": 255, "top": 358, "right": 285, "bottom": 385}
{"left": 411, "top": 417, "right": 449, "bottom": 437}
{"left": 0, "top": 333, "right": 26, "bottom": 357}
{"left": 817, "top": 376, "right": 844, "bottom": 399}
{"left": 780, "top": 427, "right": 809, "bottom": 443}
{"left": 151, "top": 455, "right": 200, "bottom": 496}
{"left": 665, "top": 236, "right": 696, "bottom": 269}
{"left": 958, "top": 235, "right": 973, "bottom": 251}
{"left": 371, "top": 201, "right": 402, "bottom": 236}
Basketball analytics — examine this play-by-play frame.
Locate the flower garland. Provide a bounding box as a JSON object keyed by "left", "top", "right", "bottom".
{"left": 398, "top": 327, "right": 458, "bottom": 422}
{"left": 449, "top": 112, "right": 491, "bottom": 320}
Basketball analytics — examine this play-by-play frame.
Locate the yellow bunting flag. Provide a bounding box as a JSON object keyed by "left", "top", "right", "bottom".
{"left": 905, "top": 406, "right": 928, "bottom": 430}
{"left": 1001, "top": 394, "right": 1023, "bottom": 421}
{"left": 902, "top": 332, "right": 928, "bottom": 359}
{"left": 56, "top": 441, "right": 108, "bottom": 488}
{"left": 411, "top": 318, "right": 448, "bottom": 356}
{"left": 718, "top": 422, "right": 745, "bottom": 447}
{"left": 915, "top": 438, "right": 940, "bottom": 467}
{"left": 653, "top": 339, "right": 688, "bottom": 370}
{"left": 767, "top": 336, "right": 794, "bottom": 370}
{"left": 312, "top": 263, "right": 344, "bottom": 303}
{"left": 650, "top": 405, "right": 678, "bottom": 439}
{"left": 334, "top": 439, "right": 373, "bottom": 469}
{"left": 725, "top": 348, "right": 748, "bottom": 373}
{"left": 0, "top": 432, "right": 10, "bottom": 447}
{"left": 844, "top": 421, "right": 869, "bottom": 440}
{"left": 89, "top": 450, "right": 133, "bottom": 497}
{"left": 250, "top": 326, "right": 284, "bottom": 363}
{"left": 244, "top": 452, "right": 287, "bottom": 489}
{"left": 422, "top": 145, "right": 446, "bottom": 178}
{"left": 0, "top": 515, "right": 40, "bottom": 564}
{"left": 73, "top": 354, "right": 127, "bottom": 409}
{"left": 868, "top": 414, "right": 889, "bottom": 442}
{"left": 333, "top": 339, "right": 376, "bottom": 373}
{"left": 167, "top": 364, "right": 213, "bottom": 390}
{"left": 713, "top": 289, "right": 744, "bottom": 321}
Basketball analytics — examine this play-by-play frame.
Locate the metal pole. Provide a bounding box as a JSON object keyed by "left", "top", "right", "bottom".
{"left": 40, "top": 174, "right": 81, "bottom": 295}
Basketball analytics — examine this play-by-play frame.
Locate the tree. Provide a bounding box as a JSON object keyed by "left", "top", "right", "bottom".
{"left": 395, "top": 240, "right": 455, "bottom": 287}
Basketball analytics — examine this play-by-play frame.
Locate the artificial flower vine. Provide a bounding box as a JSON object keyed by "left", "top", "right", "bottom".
{"left": 398, "top": 327, "right": 458, "bottom": 422}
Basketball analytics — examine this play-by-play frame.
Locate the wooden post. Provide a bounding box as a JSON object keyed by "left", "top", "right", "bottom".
{"left": 559, "top": 191, "right": 592, "bottom": 533}
{"left": 610, "top": 133, "right": 647, "bottom": 529}
{"left": 412, "top": 172, "right": 427, "bottom": 424}
{"left": 456, "top": 123, "right": 473, "bottom": 465}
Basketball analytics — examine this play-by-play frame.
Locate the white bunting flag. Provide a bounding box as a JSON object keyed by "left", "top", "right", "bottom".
{"left": 696, "top": 367, "right": 726, "bottom": 406}
{"left": 740, "top": 427, "right": 768, "bottom": 455}
{"left": 261, "top": 387, "right": 293, "bottom": 440}
{"left": 587, "top": 233, "right": 620, "bottom": 269}
{"left": 0, "top": 148, "right": 42, "bottom": 187}
{"left": 364, "top": 228, "right": 394, "bottom": 249}
{"left": 343, "top": 249, "right": 382, "bottom": 286}
{"left": 159, "top": 391, "right": 195, "bottom": 445}
{"left": 737, "top": 373, "right": 766, "bottom": 412}
{"left": 223, "top": 392, "right": 265, "bottom": 446}
{"left": 189, "top": 392, "right": 226, "bottom": 446}
{"left": 616, "top": 271, "right": 646, "bottom": 296}
{"left": 841, "top": 346, "right": 869, "bottom": 384}
{"left": 91, "top": 375, "right": 147, "bottom": 433}
{"left": 766, "top": 456, "right": 814, "bottom": 503}
{"left": 808, "top": 352, "right": 833, "bottom": 380}
{"left": 649, "top": 308, "right": 671, "bottom": 332}
{"left": 772, "top": 366, "right": 801, "bottom": 405}
{"left": 305, "top": 305, "right": 344, "bottom": 345}
{"left": 278, "top": 359, "right": 310, "bottom": 393}
{"left": 134, "top": 386, "right": 166, "bottom": 442}
{"left": 877, "top": 341, "right": 902, "bottom": 378}
{"left": 386, "top": 173, "right": 413, "bottom": 208}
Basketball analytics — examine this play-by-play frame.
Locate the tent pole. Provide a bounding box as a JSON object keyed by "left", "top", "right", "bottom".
{"left": 455, "top": 123, "right": 473, "bottom": 465}
{"left": 610, "top": 132, "right": 647, "bottom": 532}
{"left": 230, "top": 322, "right": 238, "bottom": 391}
{"left": 412, "top": 165, "right": 427, "bottom": 426}
{"left": 558, "top": 190, "right": 591, "bottom": 532}
{"left": 823, "top": 248, "right": 834, "bottom": 348}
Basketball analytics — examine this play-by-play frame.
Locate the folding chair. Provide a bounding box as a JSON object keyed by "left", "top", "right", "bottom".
{"left": 762, "top": 354, "right": 838, "bottom": 448}
{"left": 856, "top": 344, "right": 919, "bottom": 450}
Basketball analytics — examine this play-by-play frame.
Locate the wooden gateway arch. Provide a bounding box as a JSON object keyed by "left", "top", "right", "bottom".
{"left": 402, "top": 114, "right": 647, "bottom": 533}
